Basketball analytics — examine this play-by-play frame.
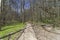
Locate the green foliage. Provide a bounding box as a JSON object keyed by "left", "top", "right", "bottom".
{"left": 0, "top": 23, "right": 25, "bottom": 37}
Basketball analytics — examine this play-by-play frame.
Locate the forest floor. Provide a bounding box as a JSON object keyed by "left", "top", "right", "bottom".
{"left": 33, "top": 23, "right": 60, "bottom": 40}
{"left": 0, "top": 23, "right": 25, "bottom": 38}
{"left": 18, "top": 23, "right": 37, "bottom": 40}
{"left": 18, "top": 22, "right": 60, "bottom": 40}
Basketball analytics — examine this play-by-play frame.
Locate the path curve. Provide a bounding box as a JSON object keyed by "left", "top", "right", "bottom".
{"left": 18, "top": 23, "right": 37, "bottom": 40}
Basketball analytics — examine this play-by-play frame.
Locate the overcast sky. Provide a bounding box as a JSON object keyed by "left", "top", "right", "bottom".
{"left": 0, "top": 0, "right": 1, "bottom": 3}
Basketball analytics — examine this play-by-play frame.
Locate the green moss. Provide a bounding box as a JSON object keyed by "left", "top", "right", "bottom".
{"left": 0, "top": 23, "right": 25, "bottom": 37}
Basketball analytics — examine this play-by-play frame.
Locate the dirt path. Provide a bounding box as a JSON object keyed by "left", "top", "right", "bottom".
{"left": 33, "top": 24, "right": 60, "bottom": 40}
{"left": 18, "top": 23, "right": 60, "bottom": 40}
{"left": 18, "top": 23, "right": 37, "bottom": 40}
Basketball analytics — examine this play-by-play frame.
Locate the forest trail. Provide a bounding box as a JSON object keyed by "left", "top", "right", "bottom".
{"left": 18, "top": 23, "right": 60, "bottom": 40}
{"left": 18, "top": 23, "right": 37, "bottom": 40}
{"left": 33, "top": 23, "right": 60, "bottom": 40}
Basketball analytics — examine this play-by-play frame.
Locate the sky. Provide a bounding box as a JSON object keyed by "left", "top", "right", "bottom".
{"left": 0, "top": 0, "right": 1, "bottom": 3}
{"left": 10, "top": 0, "right": 30, "bottom": 13}
{"left": 12, "top": 0, "right": 30, "bottom": 9}
{"left": 0, "top": 0, "right": 32, "bottom": 13}
{"left": 24, "top": 0, "right": 30, "bottom": 9}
